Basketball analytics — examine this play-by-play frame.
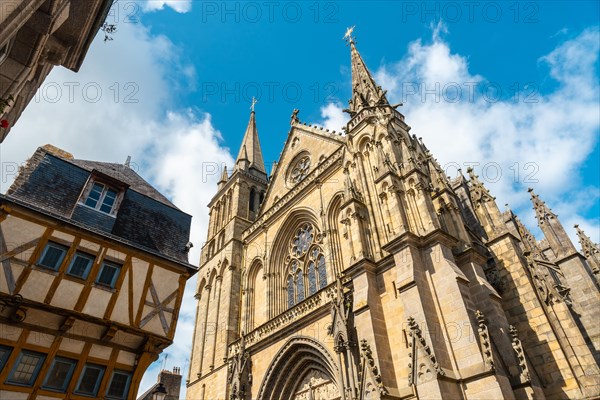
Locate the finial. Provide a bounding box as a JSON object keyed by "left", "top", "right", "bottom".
{"left": 290, "top": 108, "right": 300, "bottom": 125}
{"left": 343, "top": 25, "right": 356, "bottom": 44}
{"left": 250, "top": 96, "right": 258, "bottom": 112}
{"left": 124, "top": 155, "right": 131, "bottom": 167}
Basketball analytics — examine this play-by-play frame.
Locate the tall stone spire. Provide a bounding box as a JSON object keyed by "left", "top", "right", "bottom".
{"left": 344, "top": 27, "right": 389, "bottom": 115}
{"left": 528, "top": 188, "right": 576, "bottom": 257}
{"left": 575, "top": 225, "right": 600, "bottom": 277}
{"left": 467, "top": 167, "right": 504, "bottom": 237}
{"left": 235, "top": 109, "right": 266, "bottom": 177}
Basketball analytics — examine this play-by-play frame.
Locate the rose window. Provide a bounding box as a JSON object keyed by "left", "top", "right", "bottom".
{"left": 289, "top": 156, "right": 311, "bottom": 185}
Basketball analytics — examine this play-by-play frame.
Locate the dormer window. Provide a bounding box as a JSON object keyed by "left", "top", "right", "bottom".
{"left": 85, "top": 182, "right": 118, "bottom": 213}
{"left": 79, "top": 172, "right": 126, "bottom": 217}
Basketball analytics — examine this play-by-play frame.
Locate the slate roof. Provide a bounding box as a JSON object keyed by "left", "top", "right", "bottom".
{"left": 5, "top": 145, "right": 193, "bottom": 267}
{"left": 68, "top": 159, "right": 177, "bottom": 208}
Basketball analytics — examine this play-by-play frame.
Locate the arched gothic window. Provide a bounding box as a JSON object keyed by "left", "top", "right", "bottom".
{"left": 286, "top": 223, "right": 327, "bottom": 308}
{"left": 249, "top": 188, "right": 256, "bottom": 212}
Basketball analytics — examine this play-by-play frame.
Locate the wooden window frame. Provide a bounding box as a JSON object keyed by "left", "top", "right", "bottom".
{"left": 74, "top": 363, "right": 106, "bottom": 397}
{"left": 36, "top": 242, "right": 68, "bottom": 271}
{"left": 41, "top": 356, "right": 77, "bottom": 392}
{"left": 78, "top": 171, "right": 128, "bottom": 217}
{"left": 6, "top": 350, "right": 46, "bottom": 387}
{"left": 0, "top": 345, "right": 12, "bottom": 371}
{"left": 66, "top": 251, "right": 96, "bottom": 280}
{"left": 95, "top": 261, "right": 122, "bottom": 289}
{"left": 106, "top": 369, "right": 132, "bottom": 400}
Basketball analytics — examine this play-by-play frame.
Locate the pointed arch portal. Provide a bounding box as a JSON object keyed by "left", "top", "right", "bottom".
{"left": 257, "top": 336, "right": 342, "bottom": 400}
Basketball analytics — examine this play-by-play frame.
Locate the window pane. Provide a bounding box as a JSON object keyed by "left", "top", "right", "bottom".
{"left": 39, "top": 244, "right": 67, "bottom": 270}
{"left": 97, "top": 263, "right": 120, "bottom": 287}
{"left": 76, "top": 365, "right": 104, "bottom": 395}
{"left": 318, "top": 255, "right": 327, "bottom": 289}
{"left": 107, "top": 371, "right": 131, "bottom": 399}
{"left": 0, "top": 346, "right": 12, "bottom": 370}
{"left": 287, "top": 275, "right": 295, "bottom": 308}
{"left": 68, "top": 253, "right": 94, "bottom": 278}
{"left": 100, "top": 189, "right": 117, "bottom": 213}
{"left": 307, "top": 262, "right": 317, "bottom": 295}
{"left": 8, "top": 351, "right": 45, "bottom": 386}
{"left": 43, "top": 358, "right": 76, "bottom": 391}
{"left": 296, "top": 270, "right": 305, "bottom": 302}
{"left": 85, "top": 183, "right": 104, "bottom": 208}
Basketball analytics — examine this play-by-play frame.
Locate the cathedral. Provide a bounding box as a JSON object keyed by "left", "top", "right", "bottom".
{"left": 186, "top": 32, "right": 600, "bottom": 400}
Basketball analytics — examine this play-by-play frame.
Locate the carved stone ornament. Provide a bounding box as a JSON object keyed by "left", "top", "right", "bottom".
{"left": 228, "top": 333, "right": 252, "bottom": 400}
{"left": 407, "top": 316, "right": 444, "bottom": 386}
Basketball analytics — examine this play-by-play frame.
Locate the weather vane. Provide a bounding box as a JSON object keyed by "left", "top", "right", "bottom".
{"left": 250, "top": 96, "right": 258, "bottom": 112}
{"left": 343, "top": 25, "right": 356, "bottom": 44}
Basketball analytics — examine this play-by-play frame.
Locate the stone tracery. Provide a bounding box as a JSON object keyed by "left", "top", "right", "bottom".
{"left": 287, "top": 223, "right": 328, "bottom": 308}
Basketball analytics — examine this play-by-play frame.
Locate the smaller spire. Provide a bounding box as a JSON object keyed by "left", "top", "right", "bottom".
{"left": 219, "top": 165, "right": 228, "bottom": 185}
{"left": 468, "top": 167, "right": 495, "bottom": 204}
{"left": 235, "top": 108, "right": 266, "bottom": 177}
{"left": 528, "top": 188, "right": 576, "bottom": 256}
{"left": 575, "top": 225, "right": 600, "bottom": 276}
{"left": 528, "top": 187, "right": 556, "bottom": 220}
{"left": 575, "top": 225, "right": 599, "bottom": 251}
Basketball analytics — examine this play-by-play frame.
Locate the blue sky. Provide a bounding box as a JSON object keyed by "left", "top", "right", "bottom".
{"left": 1, "top": 0, "right": 599, "bottom": 397}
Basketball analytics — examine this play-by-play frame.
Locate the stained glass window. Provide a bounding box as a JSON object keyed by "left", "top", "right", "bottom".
{"left": 286, "top": 224, "right": 328, "bottom": 309}
{"left": 287, "top": 275, "right": 295, "bottom": 308}
{"left": 318, "top": 255, "right": 327, "bottom": 289}
{"left": 289, "top": 156, "right": 311, "bottom": 185}
{"left": 296, "top": 270, "right": 305, "bottom": 302}
{"left": 307, "top": 262, "right": 317, "bottom": 295}
{"left": 291, "top": 224, "right": 313, "bottom": 257}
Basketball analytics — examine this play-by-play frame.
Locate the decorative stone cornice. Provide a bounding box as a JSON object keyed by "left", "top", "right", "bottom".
{"left": 228, "top": 283, "right": 336, "bottom": 354}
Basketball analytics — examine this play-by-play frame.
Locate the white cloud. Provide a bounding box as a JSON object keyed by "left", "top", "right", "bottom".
{"left": 0, "top": 16, "right": 230, "bottom": 398}
{"left": 320, "top": 25, "right": 600, "bottom": 244}
{"left": 319, "top": 102, "right": 347, "bottom": 133}
{"left": 142, "top": 0, "right": 192, "bottom": 13}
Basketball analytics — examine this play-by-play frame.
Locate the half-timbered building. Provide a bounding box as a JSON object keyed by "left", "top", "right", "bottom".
{"left": 0, "top": 144, "right": 196, "bottom": 399}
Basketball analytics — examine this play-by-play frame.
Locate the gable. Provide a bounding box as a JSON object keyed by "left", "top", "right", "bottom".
{"left": 260, "top": 124, "right": 346, "bottom": 212}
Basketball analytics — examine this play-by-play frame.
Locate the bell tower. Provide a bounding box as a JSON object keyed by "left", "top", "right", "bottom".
{"left": 187, "top": 108, "right": 268, "bottom": 399}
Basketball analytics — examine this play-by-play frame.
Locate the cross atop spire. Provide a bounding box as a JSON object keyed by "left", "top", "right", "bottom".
{"left": 343, "top": 25, "right": 356, "bottom": 44}
{"left": 250, "top": 96, "right": 258, "bottom": 113}
{"left": 344, "top": 27, "right": 390, "bottom": 116}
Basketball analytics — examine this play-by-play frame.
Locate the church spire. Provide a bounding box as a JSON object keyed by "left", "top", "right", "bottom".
{"left": 344, "top": 27, "right": 389, "bottom": 115}
{"left": 235, "top": 106, "right": 266, "bottom": 177}
{"left": 218, "top": 165, "right": 228, "bottom": 189}
{"left": 575, "top": 225, "right": 600, "bottom": 277}
{"left": 528, "top": 188, "right": 576, "bottom": 257}
{"left": 467, "top": 167, "right": 504, "bottom": 237}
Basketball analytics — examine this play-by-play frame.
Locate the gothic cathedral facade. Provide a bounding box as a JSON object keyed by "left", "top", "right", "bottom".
{"left": 186, "top": 36, "right": 600, "bottom": 400}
